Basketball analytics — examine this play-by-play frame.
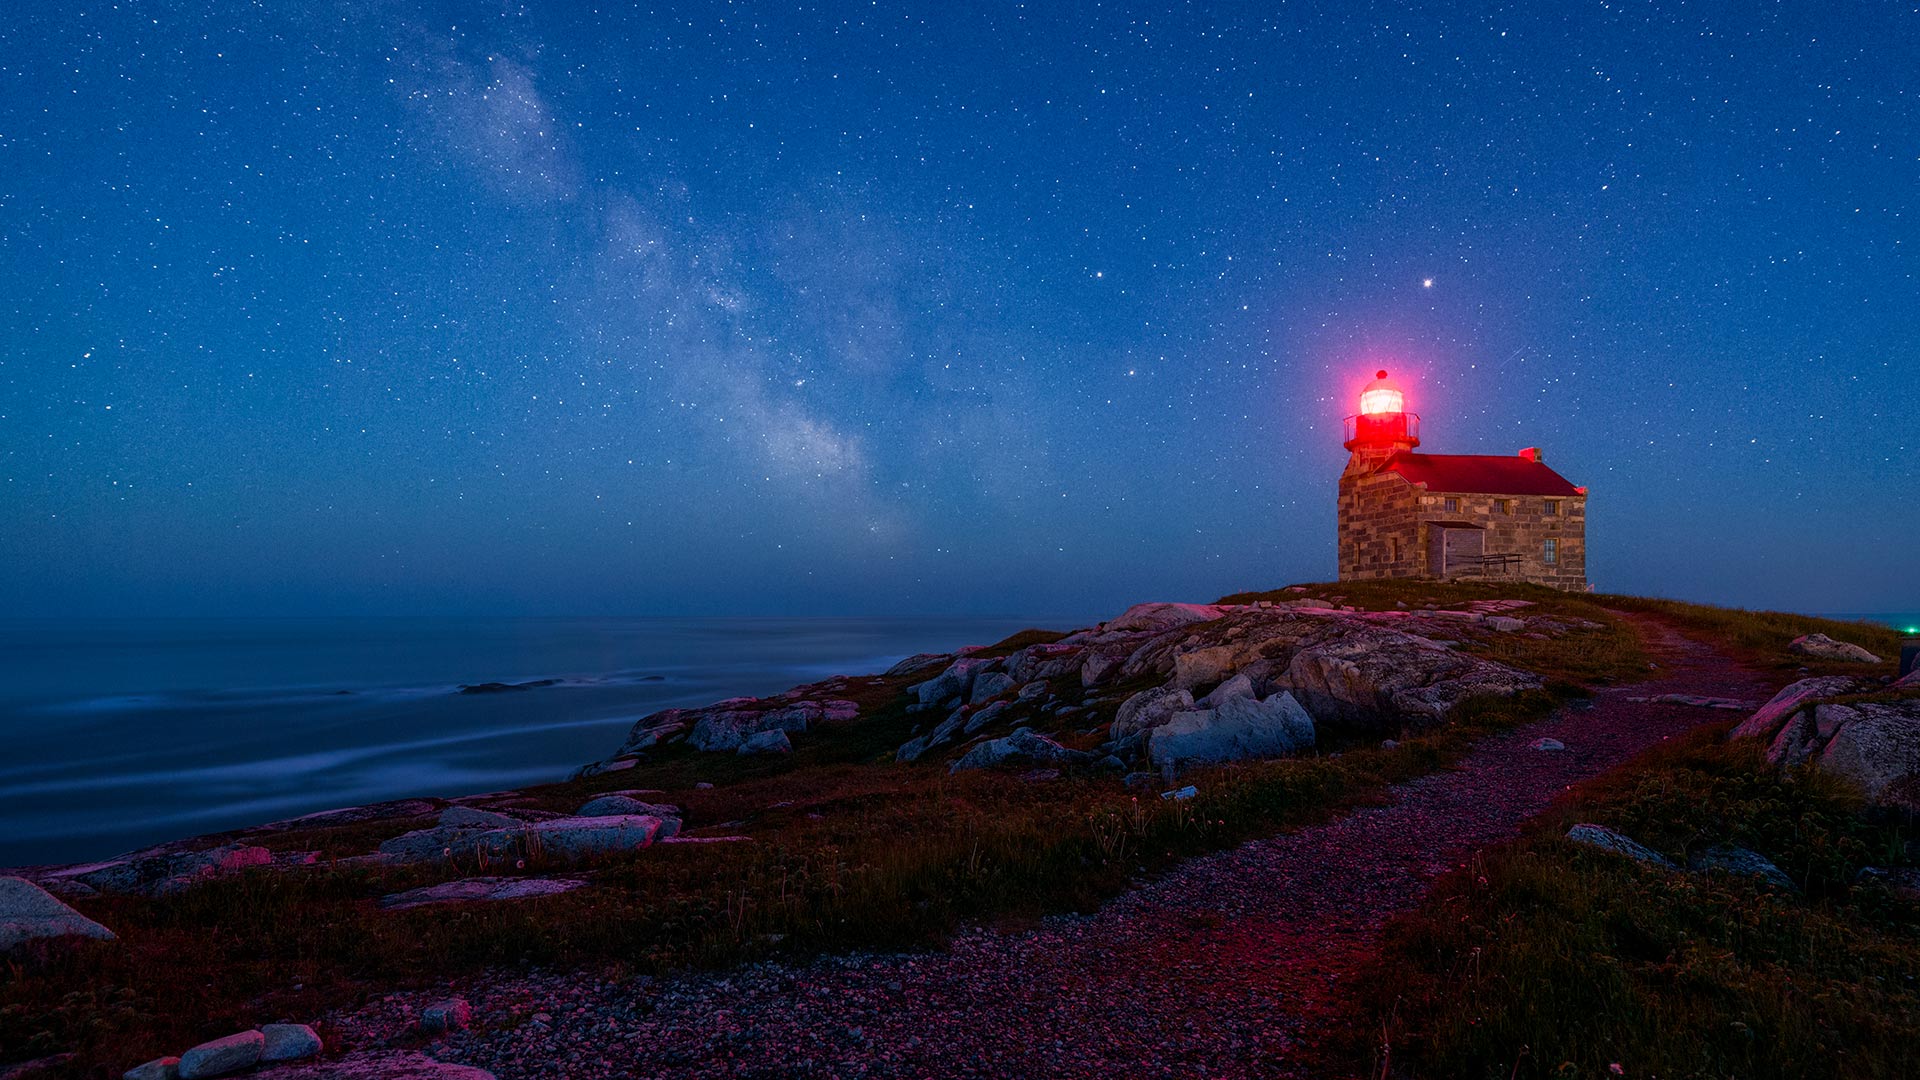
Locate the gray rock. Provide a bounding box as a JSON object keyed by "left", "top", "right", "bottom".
{"left": 961, "top": 700, "right": 1011, "bottom": 735}
{"left": 1531, "top": 737, "right": 1566, "bottom": 751}
{"left": 1812, "top": 702, "right": 1920, "bottom": 812}
{"left": 1016, "top": 680, "right": 1049, "bottom": 701}
{"left": 1485, "top": 616, "right": 1526, "bottom": 632}
{"left": 74, "top": 843, "right": 273, "bottom": 897}
{"left": 1104, "top": 602, "right": 1227, "bottom": 632}
{"left": 1281, "top": 625, "right": 1542, "bottom": 731}
{"left": 1111, "top": 685, "right": 1195, "bottom": 738}
{"left": 737, "top": 729, "right": 794, "bottom": 755}
{"left": 885, "top": 652, "right": 952, "bottom": 677}
{"left": 1197, "top": 672, "right": 1256, "bottom": 708}
{"left": 259, "top": 1024, "right": 322, "bottom": 1063}
{"left": 377, "top": 825, "right": 492, "bottom": 863}
{"left": 378, "top": 877, "right": 587, "bottom": 911}
{"left": 1689, "top": 844, "right": 1794, "bottom": 890}
{"left": 1147, "top": 692, "right": 1316, "bottom": 771}
{"left": 473, "top": 815, "right": 668, "bottom": 863}
{"left": 1565, "top": 824, "right": 1676, "bottom": 869}
{"left": 970, "top": 672, "right": 1016, "bottom": 704}
{"left": 909, "top": 657, "right": 998, "bottom": 706}
{"left": 1734, "top": 676, "right": 1878, "bottom": 742}
{"left": 177, "top": 1030, "right": 264, "bottom": 1079}
{"left": 1079, "top": 649, "right": 1129, "bottom": 687}
{"left": 569, "top": 757, "right": 639, "bottom": 781}
{"left": 0, "top": 876, "right": 116, "bottom": 951}
{"left": 1789, "top": 633, "right": 1881, "bottom": 664}
{"left": 122, "top": 1057, "right": 180, "bottom": 1080}
{"left": 437, "top": 806, "right": 518, "bottom": 829}
{"left": 949, "top": 729, "right": 1093, "bottom": 773}
{"left": 420, "top": 997, "right": 473, "bottom": 1034}
{"left": 576, "top": 794, "right": 680, "bottom": 820}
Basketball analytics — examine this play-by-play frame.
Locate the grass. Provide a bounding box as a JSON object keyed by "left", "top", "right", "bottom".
{"left": 1596, "top": 594, "right": 1900, "bottom": 675}
{"left": 1349, "top": 725, "right": 1920, "bottom": 1080}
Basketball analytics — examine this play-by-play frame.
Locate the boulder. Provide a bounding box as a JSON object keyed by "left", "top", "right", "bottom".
{"left": 1730, "top": 676, "right": 1875, "bottom": 741}
{"left": 1789, "top": 633, "right": 1881, "bottom": 663}
{"left": 1111, "top": 685, "right": 1194, "bottom": 738}
{"left": 970, "top": 672, "right": 1016, "bottom": 704}
{"left": 1105, "top": 602, "right": 1228, "bottom": 633}
{"left": 0, "top": 876, "right": 116, "bottom": 951}
{"left": 1812, "top": 704, "right": 1920, "bottom": 812}
{"left": 1565, "top": 824, "right": 1676, "bottom": 869}
{"left": 259, "top": 1024, "right": 322, "bottom": 1063}
{"left": 1485, "top": 616, "right": 1525, "bottom": 632}
{"left": 177, "top": 1031, "right": 264, "bottom": 1079}
{"left": 475, "top": 815, "right": 667, "bottom": 863}
{"left": 1146, "top": 692, "right": 1316, "bottom": 771}
{"left": 437, "top": 806, "right": 518, "bottom": 829}
{"left": 1689, "top": 844, "right": 1794, "bottom": 890}
{"left": 378, "top": 877, "right": 587, "bottom": 911}
{"left": 949, "top": 729, "right": 1093, "bottom": 773}
{"left": 576, "top": 794, "right": 679, "bottom": 819}
{"left": 1531, "top": 737, "right": 1566, "bottom": 751}
{"left": 737, "top": 729, "right": 794, "bottom": 755}
{"left": 1198, "top": 673, "right": 1256, "bottom": 708}
{"left": 1006, "top": 643, "right": 1084, "bottom": 683}
{"left": 378, "top": 825, "right": 493, "bottom": 863}
{"left": 961, "top": 700, "right": 1012, "bottom": 735}
{"left": 885, "top": 652, "right": 952, "bottom": 677}
{"left": 910, "top": 657, "right": 998, "bottom": 706}
{"left": 420, "top": 998, "right": 473, "bottom": 1034}
{"left": 1016, "top": 680, "right": 1049, "bottom": 701}
{"left": 74, "top": 843, "right": 273, "bottom": 897}
{"left": 122, "top": 1057, "right": 180, "bottom": 1080}
{"left": 1079, "top": 648, "right": 1130, "bottom": 687}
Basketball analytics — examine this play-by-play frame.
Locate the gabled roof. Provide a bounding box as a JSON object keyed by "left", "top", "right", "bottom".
{"left": 1382, "top": 452, "right": 1582, "bottom": 497}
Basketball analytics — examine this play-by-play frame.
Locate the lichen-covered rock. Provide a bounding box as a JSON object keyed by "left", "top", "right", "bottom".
{"left": 1565, "top": 824, "right": 1676, "bottom": 869}
{"left": 177, "top": 1030, "right": 264, "bottom": 1079}
{"left": 122, "top": 1056, "right": 180, "bottom": 1080}
{"left": 1111, "top": 685, "right": 1195, "bottom": 738}
{"left": 0, "top": 876, "right": 116, "bottom": 951}
{"left": 1104, "top": 602, "right": 1229, "bottom": 632}
{"left": 949, "top": 729, "right": 1093, "bottom": 773}
{"left": 962, "top": 699, "right": 1012, "bottom": 735}
{"left": 1146, "top": 692, "right": 1316, "bottom": 771}
{"left": 575, "top": 794, "right": 679, "bottom": 820}
{"left": 1731, "top": 676, "right": 1875, "bottom": 741}
{"left": 1732, "top": 676, "right": 1920, "bottom": 813}
{"left": 1005, "top": 643, "right": 1083, "bottom": 683}
{"left": 474, "top": 815, "right": 666, "bottom": 863}
{"left": 1789, "top": 633, "right": 1881, "bottom": 664}
{"left": 73, "top": 843, "right": 273, "bottom": 897}
{"left": 1282, "top": 626, "right": 1541, "bottom": 730}
{"left": 1198, "top": 673, "right": 1256, "bottom": 708}
{"left": 686, "top": 698, "right": 856, "bottom": 751}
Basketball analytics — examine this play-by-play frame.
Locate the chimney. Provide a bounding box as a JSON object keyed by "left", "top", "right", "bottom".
{"left": 1518, "top": 447, "right": 1542, "bottom": 463}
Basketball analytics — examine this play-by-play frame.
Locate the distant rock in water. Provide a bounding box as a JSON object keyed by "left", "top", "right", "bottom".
{"left": 456, "top": 679, "right": 562, "bottom": 695}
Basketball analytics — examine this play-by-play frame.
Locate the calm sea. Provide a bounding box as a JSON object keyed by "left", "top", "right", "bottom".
{"left": 0, "top": 616, "right": 1079, "bottom": 868}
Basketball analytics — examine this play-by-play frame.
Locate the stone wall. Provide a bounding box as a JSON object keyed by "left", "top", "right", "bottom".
{"left": 1337, "top": 456, "right": 1589, "bottom": 590}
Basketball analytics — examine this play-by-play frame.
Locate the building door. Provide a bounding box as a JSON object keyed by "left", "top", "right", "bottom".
{"left": 1428, "top": 523, "right": 1485, "bottom": 576}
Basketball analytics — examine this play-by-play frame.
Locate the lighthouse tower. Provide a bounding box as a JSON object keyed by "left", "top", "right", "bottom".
{"left": 1335, "top": 368, "right": 1590, "bottom": 589}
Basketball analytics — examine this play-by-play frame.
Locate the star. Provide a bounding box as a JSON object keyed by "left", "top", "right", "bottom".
{"left": 1422, "top": 278, "right": 1434, "bottom": 288}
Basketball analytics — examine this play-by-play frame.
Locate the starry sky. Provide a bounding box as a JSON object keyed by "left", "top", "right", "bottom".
{"left": 2, "top": 2, "right": 1915, "bottom": 618}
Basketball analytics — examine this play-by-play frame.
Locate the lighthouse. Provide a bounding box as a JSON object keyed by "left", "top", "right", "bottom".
{"left": 1336, "top": 370, "right": 1590, "bottom": 590}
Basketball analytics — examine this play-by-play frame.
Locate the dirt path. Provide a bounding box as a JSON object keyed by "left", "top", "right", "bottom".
{"left": 396, "top": 617, "right": 1776, "bottom": 1079}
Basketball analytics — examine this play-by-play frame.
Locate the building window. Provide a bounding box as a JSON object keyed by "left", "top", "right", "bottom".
{"left": 1544, "top": 538, "right": 1558, "bottom": 564}
{"left": 1390, "top": 537, "right": 1402, "bottom": 563}
{"left": 1544, "top": 499, "right": 1559, "bottom": 516}
{"left": 1497, "top": 499, "right": 1512, "bottom": 515}
{"left": 1443, "top": 497, "right": 1459, "bottom": 513}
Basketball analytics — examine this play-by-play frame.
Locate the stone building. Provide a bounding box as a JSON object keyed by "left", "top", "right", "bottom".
{"left": 1337, "top": 371, "right": 1588, "bottom": 589}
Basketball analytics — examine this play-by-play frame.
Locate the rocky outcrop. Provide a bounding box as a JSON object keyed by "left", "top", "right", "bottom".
{"left": 737, "top": 729, "right": 794, "bottom": 755}
{"left": 378, "top": 877, "right": 587, "bottom": 911}
{"left": 380, "top": 811, "right": 678, "bottom": 865}
{"left": 910, "top": 657, "right": 999, "bottom": 707}
{"left": 1147, "top": 692, "right": 1316, "bottom": 772}
{"left": 613, "top": 694, "right": 857, "bottom": 757}
{"left": 1104, "top": 602, "right": 1231, "bottom": 633}
{"left": 60, "top": 843, "right": 274, "bottom": 898}
{"left": 949, "top": 729, "right": 1093, "bottom": 773}
{"left": 0, "top": 876, "right": 115, "bottom": 951}
{"left": 1280, "top": 625, "right": 1542, "bottom": 730}
{"left": 1788, "top": 633, "right": 1882, "bottom": 664}
{"left": 259, "top": 1025, "right": 323, "bottom": 1064}
{"left": 1111, "top": 685, "right": 1194, "bottom": 738}
{"left": 1730, "top": 676, "right": 1920, "bottom": 813}
{"left": 575, "top": 794, "right": 678, "bottom": 819}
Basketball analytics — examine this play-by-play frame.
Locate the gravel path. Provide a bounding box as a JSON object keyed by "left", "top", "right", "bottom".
{"left": 368, "top": 617, "right": 1774, "bottom": 1079}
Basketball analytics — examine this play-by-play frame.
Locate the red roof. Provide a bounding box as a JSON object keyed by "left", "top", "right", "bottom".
{"left": 1382, "top": 452, "right": 1582, "bottom": 497}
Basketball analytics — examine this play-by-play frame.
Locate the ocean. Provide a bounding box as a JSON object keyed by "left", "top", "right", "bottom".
{"left": 0, "top": 615, "right": 1081, "bottom": 868}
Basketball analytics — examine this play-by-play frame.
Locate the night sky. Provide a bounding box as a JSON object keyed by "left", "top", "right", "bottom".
{"left": 2, "top": 2, "right": 1914, "bottom": 618}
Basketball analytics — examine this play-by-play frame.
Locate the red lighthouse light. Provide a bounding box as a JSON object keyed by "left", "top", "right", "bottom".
{"left": 1343, "top": 368, "right": 1420, "bottom": 451}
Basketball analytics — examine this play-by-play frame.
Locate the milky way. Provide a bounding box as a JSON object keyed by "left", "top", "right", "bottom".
{"left": 1, "top": 3, "right": 1914, "bottom": 616}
